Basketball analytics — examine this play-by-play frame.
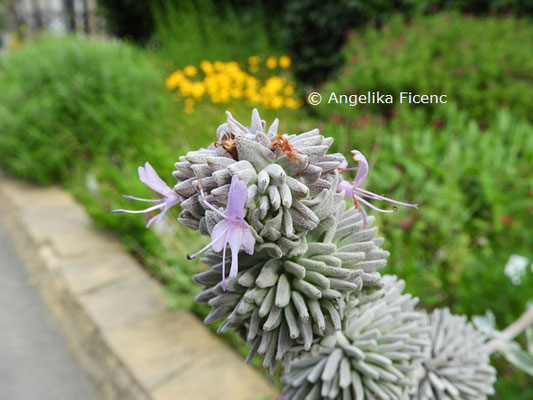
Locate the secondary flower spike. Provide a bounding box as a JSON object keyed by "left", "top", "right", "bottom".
{"left": 339, "top": 150, "right": 418, "bottom": 225}
{"left": 187, "top": 175, "right": 255, "bottom": 290}
{"left": 111, "top": 162, "right": 183, "bottom": 227}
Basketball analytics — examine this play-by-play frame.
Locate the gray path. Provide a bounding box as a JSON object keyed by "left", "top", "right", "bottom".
{"left": 0, "top": 222, "right": 100, "bottom": 400}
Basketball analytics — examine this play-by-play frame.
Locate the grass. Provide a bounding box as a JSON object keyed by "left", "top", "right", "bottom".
{"left": 151, "top": 0, "right": 281, "bottom": 69}
{"left": 0, "top": 10, "right": 531, "bottom": 398}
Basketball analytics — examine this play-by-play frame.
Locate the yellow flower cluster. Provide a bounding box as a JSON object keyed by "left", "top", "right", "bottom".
{"left": 165, "top": 56, "right": 302, "bottom": 114}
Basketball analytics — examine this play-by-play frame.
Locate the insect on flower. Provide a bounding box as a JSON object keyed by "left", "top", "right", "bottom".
{"left": 338, "top": 150, "right": 418, "bottom": 226}
{"left": 215, "top": 132, "right": 238, "bottom": 160}
{"left": 111, "top": 162, "right": 183, "bottom": 227}
{"left": 186, "top": 175, "right": 255, "bottom": 290}
{"left": 271, "top": 135, "right": 309, "bottom": 167}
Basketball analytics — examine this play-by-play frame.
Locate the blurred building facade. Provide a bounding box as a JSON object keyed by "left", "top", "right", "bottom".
{"left": 1, "top": 0, "right": 104, "bottom": 49}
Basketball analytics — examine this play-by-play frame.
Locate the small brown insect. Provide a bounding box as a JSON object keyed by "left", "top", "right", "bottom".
{"left": 271, "top": 135, "right": 308, "bottom": 166}
{"left": 215, "top": 133, "right": 238, "bottom": 160}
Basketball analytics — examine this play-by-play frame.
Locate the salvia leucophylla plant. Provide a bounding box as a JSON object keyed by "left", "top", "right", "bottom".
{"left": 113, "top": 109, "right": 533, "bottom": 399}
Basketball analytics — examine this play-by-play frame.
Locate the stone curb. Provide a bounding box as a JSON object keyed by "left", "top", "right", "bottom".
{"left": 0, "top": 177, "right": 277, "bottom": 400}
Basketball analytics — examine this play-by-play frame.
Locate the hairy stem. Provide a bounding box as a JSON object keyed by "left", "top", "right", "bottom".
{"left": 485, "top": 307, "right": 533, "bottom": 354}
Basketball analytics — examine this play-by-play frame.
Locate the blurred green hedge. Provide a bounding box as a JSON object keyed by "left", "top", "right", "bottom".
{"left": 318, "top": 13, "right": 533, "bottom": 122}
{"left": 0, "top": 36, "right": 176, "bottom": 184}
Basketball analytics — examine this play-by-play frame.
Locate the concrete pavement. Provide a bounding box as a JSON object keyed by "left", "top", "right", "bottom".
{"left": 0, "top": 222, "right": 99, "bottom": 400}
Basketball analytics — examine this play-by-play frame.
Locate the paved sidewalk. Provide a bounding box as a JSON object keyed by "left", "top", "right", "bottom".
{"left": 0, "top": 222, "right": 100, "bottom": 400}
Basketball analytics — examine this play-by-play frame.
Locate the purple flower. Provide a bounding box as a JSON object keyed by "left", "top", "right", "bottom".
{"left": 187, "top": 175, "right": 255, "bottom": 290}
{"left": 111, "top": 162, "right": 182, "bottom": 227}
{"left": 338, "top": 150, "right": 418, "bottom": 225}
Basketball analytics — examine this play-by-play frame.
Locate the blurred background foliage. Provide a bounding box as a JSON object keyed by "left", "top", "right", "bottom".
{"left": 319, "top": 14, "right": 533, "bottom": 121}
{"left": 0, "top": 0, "right": 531, "bottom": 396}
{"left": 99, "top": 0, "right": 533, "bottom": 84}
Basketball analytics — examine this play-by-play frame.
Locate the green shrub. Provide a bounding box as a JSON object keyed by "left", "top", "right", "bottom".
{"left": 323, "top": 105, "right": 533, "bottom": 322}
{"left": 319, "top": 13, "right": 533, "bottom": 121}
{"left": 0, "top": 36, "right": 176, "bottom": 184}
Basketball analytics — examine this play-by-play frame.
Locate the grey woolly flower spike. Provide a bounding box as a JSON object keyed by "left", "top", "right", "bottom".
{"left": 175, "top": 108, "right": 345, "bottom": 259}
{"left": 413, "top": 308, "right": 497, "bottom": 400}
{"left": 282, "top": 276, "right": 430, "bottom": 400}
{"left": 193, "top": 201, "right": 390, "bottom": 372}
